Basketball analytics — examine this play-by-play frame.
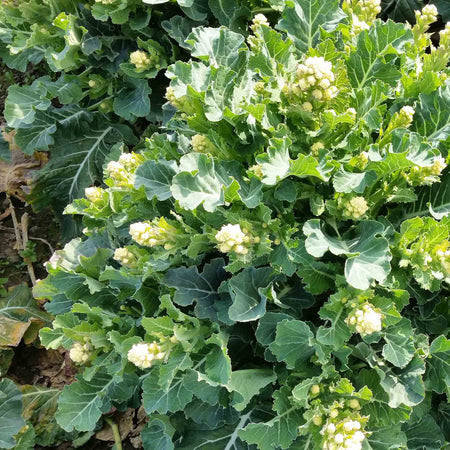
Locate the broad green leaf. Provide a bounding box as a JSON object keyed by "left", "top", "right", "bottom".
{"left": 113, "top": 78, "right": 152, "bottom": 120}
{"left": 208, "top": 0, "right": 250, "bottom": 32}
{"left": 227, "top": 267, "right": 275, "bottom": 322}
{"left": 333, "top": 168, "right": 377, "bottom": 194}
{"left": 185, "top": 26, "right": 246, "bottom": 69}
{"left": 382, "top": 318, "right": 415, "bottom": 368}
{"left": 434, "top": 0, "right": 450, "bottom": 21}
{"left": 171, "top": 154, "right": 224, "bottom": 212}
{"left": 303, "top": 220, "right": 392, "bottom": 289}
{"left": 424, "top": 335, "right": 450, "bottom": 394}
{"left": 269, "top": 319, "right": 314, "bottom": 368}
{"left": 206, "top": 345, "right": 232, "bottom": 384}
{"left": 134, "top": 159, "right": 176, "bottom": 201}
{"left": 239, "top": 387, "right": 302, "bottom": 450}
{"left": 381, "top": 0, "right": 423, "bottom": 23}
{"left": 347, "top": 20, "right": 413, "bottom": 89}
{"left": 403, "top": 414, "right": 446, "bottom": 450}
{"left": 229, "top": 369, "right": 277, "bottom": 411}
{"left": 413, "top": 82, "right": 450, "bottom": 144}
{"left": 4, "top": 84, "right": 51, "bottom": 128}
{"left": 277, "top": 0, "right": 345, "bottom": 53}
{"left": 255, "top": 312, "right": 293, "bottom": 346}
{"left": 0, "top": 379, "right": 26, "bottom": 449}
{"left": 141, "top": 418, "right": 174, "bottom": 450}
{"left": 142, "top": 370, "right": 193, "bottom": 414}
{"left": 365, "top": 424, "right": 407, "bottom": 450}
{"left": 56, "top": 371, "right": 114, "bottom": 432}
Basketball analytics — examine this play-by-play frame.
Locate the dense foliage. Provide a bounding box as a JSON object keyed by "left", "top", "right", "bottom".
{"left": 1, "top": 0, "right": 450, "bottom": 449}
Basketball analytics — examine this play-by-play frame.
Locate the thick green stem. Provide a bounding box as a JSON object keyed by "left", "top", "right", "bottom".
{"left": 105, "top": 417, "right": 122, "bottom": 450}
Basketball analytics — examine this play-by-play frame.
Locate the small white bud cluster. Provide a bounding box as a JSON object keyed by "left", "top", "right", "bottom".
{"left": 95, "top": 0, "right": 115, "bottom": 4}
{"left": 346, "top": 303, "right": 383, "bottom": 336}
{"left": 295, "top": 57, "right": 338, "bottom": 106}
{"left": 396, "top": 105, "right": 415, "bottom": 128}
{"left": 251, "top": 13, "right": 269, "bottom": 32}
{"left": 84, "top": 186, "right": 105, "bottom": 204}
{"left": 311, "top": 142, "right": 325, "bottom": 156}
{"left": 129, "top": 218, "right": 176, "bottom": 248}
{"left": 320, "top": 414, "right": 367, "bottom": 450}
{"left": 118, "top": 152, "right": 142, "bottom": 171}
{"left": 248, "top": 164, "right": 264, "bottom": 179}
{"left": 69, "top": 342, "right": 91, "bottom": 364}
{"left": 215, "top": 224, "right": 257, "bottom": 255}
{"left": 342, "top": 196, "right": 369, "bottom": 220}
{"left": 439, "top": 23, "right": 450, "bottom": 51}
{"left": 407, "top": 156, "right": 447, "bottom": 186}
{"left": 191, "top": 134, "right": 216, "bottom": 153}
{"left": 415, "top": 4, "right": 438, "bottom": 28}
{"left": 130, "top": 50, "right": 151, "bottom": 71}
{"left": 127, "top": 342, "right": 165, "bottom": 369}
{"left": 113, "top": 247, "right": 136, "bottom": 266}
{"left": 351, "top": 15, "right": 370, "bottom": 34}
{"left": 353, "top": 151, "right": 369, "bottom": 170}
{"left": 358, "top": 0, "right": 381, "bottom": 18}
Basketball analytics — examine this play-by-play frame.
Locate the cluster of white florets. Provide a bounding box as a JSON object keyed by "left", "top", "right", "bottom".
{"left": 69, "top": 342, "right": 91, "bottom": 364}
{"left": 95, "top": 0, "right": 115, "bottom": 4}
{"left": 251, "top": 13, "right": 269, "bottom": 32}
{"left": 352, "top": 151, "right": 369, "bottom": 170}
{"left": 105, "top": 153, "right": 142, "bottom": 185}
{"left": 439, "top": 23, "right": 450, "bottom": 50}
{"left": 129, "top": 218, "right": 176, "bottom": 248}
{"left": 341, "top": 196, "right": 369, "bottom": 220}
{"left": 359, "top": 0, "right": 381, "bottom": 17}
{"left": 119, "top": 152, "right": 142, "bottom": 171}
{"left": 191, "top": 134, "right": 216, "bottom": 153}
{"left": 130, "top": 51, "right": 151, "bottom": 71}
{"left": 397, "top": 105, "right": 415, "bottom": 127}
{"left": 127, "top": 342, "right": 165, "bottom": 369}
{"left": 84, "top": 186, "right": 105, "bottom": 204}
{"left": 415, "top": 4, "right": 438, "bottom": 29}
{"left": 294, "top": 57, "right": 338, "bottom": 109}
{"left": 321, "top": 418, "right": 366, "bottom": 450}
{"left": 113, "top": 247, "right": 136, "bottom": 266}
{"left": 346, "top": 303, "right": 383, "bottom": 336}
{"left": 311, "top": 142, "right": 325, "bottom": 156}
{"left": 215, "top": 224, "right": 258, "bottom": 255}
{"left": 407, "top": 156, "right": 447, "bottom": 186}
{"left": 351, "top": 15, "right": 370, "bottom": 34}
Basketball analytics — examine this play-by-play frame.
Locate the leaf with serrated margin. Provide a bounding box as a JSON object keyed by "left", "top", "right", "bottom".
{"left": 333, "top": 168, "right": 377, "bottom": 194}
{"left": 134, "top": 159, "right": 176, "bottom": 201}
{"left": 347, "top": 20, "right": 413, "bottom": 89}
{"left": 277, "top": 0, "right": 345, "bottom": 53}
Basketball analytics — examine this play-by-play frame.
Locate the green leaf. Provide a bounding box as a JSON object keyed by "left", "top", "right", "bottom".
{"left": 206, "top": 345, "right": 232, "bottom": 384}
{"left": 4, "top": 83, "right": 51, "bottom": 128}
{"left": 365, "top": 424, "right": 407, "bottom": 450}
{"left": 277, "top": 0, "right": 345, "bottom": 53}
{"left": 227, "top": 267, "right": 275, "bottom": 322}
{"left": 142, "top": 370, "right": 193, "bottom": 414}
{"left": 381, "top": 0, "right": 423, "bottom": 23}
{"left": 208, "top": 0, "right": 250, "bottom": 32}
{"left": 56, "top": 371, "right": 114, "bottom": 432}
{"left": 434, "top": 0, "right": 450, "bottom": 21}
{"left": 185, "top": 26, "right": 246, "bottom": 69}
{"left": 171, "top": 154, "right": 224, "bottom": 212}
{"left": 424, "top": 335, "right": 450, "bottom": 394}
{"left": 141, "top": 418, "right": 174, "bottom": 450}
{"left": 347, "top": 20, "right": 413, "bottom": 89}
{"left": 333, "top": 168, "right": 377, "bottom": 194}
{"left": 113, "top": 78, "right": 152, "bottom": 120}
{"left": 0, "top": 379, "right": 26, "bottom": 449}
{"left": 269, "top": 319, "right": 314, "bottom": 368}
{"left": 382, "top": 318, "right": 415, "bottom": 368}
{"left": 403, "top": 414, "right": 446, "bottom": 450}
{"left": 413, "top": 81, "right": 450, "bottom": 144}
{"left": 134, "top": 159, "right": 176, "bottom": 201}
{"left": 239, "top": 387, "right": 302, "bottom": 450}
{"left": 229, "top": 369, "right": 277, "bottom": 411}
{"left": 303, "top": 220, "right": 392, "bottom": 290}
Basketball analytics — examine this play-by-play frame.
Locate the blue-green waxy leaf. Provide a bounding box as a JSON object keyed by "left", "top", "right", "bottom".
{"left": 162, "top": 258, "right": 228, "bottom": 322}
{"left": 4, "top": 84, "right": 51, "bottom": 128}
{"left": 55, "top": 371, "right": 114, "bottom": 432}
{"left": 185, "top": 26, "right": 246, "bottom": 69}
{"left": 113, "top": 78, "right": 152, "bottom": 120}
{"left": 403, "top": 414, "right": 446, "bottom": 450}
{"left": 316, "top": 298, "right": 352, "bottom": 349}
{"left": 269, "top": 319, "right": 314, "bottom": 368}
{"left": 333, "top": 168, "right": 377, "bottom": 194}
{"left": 434, "top": 0, "right": 450, "bottom": 21}
{"left": 424, "top": 335, "right": 450, "bottom": 394}
{"left": 0, "top": 379, "right": 26, "bottom": 449}
{"left": 171, "top": 154, "right": 224, "bottom": 212}
{"left": 227, "top": 267, "right": 276, "bottom": 322}
{"left": 382, "top": 318, "right": 415, "bottom": 368}
{"left": 142, "top": 370, "right": 193, "bottom": 414}
{"left": 413, "top": 82, "right": 450, "bottom": 144}
{"left": 239, "top": 387, "right": 302, "bottom": 450}
{"left": 347, "top": 20, "right": 413, "bottom": 89}
{"left": 365, "top": 424, "right": 407, "bottom": 450}
{"left": 134, "top": 159, "right": 176, "bottom": 201}
{"left": 277, "top": 0, "right": 346, "bottom": 53}
{"left": 141, "top": 418, "right": 174, "bottom": 450}
{"left": 229, "top": 369, "right": 276, "bottom": 411}
{"left": 303, "top": 220, "right": 392, "bottom": 290}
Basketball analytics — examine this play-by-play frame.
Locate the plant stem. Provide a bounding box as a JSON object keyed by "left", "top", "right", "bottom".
{"left": 105, "top": 417, "right": 122, "bottom": 450}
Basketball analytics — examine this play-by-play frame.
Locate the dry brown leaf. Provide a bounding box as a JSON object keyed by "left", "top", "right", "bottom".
{"left": 0, "top": 130, "right": 47, "bottom": 200}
